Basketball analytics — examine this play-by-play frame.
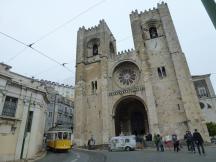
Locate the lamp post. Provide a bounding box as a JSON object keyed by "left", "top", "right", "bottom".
{"left": 52, "top": 93, "right": 58, "bottom": 127}
{"left": 201, "top": 0, "right": 216, "bottom": 29}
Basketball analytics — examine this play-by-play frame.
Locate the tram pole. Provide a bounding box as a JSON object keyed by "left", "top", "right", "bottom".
{"left": 201, "top": 0, "right": 216, "bottom": 29}
{"left": 52, "top": 93, "right": 58, "bottom": 127}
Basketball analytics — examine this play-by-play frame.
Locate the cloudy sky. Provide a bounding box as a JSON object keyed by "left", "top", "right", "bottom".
{"left": 0, "top": 0, "right": 215, "bottom": 89}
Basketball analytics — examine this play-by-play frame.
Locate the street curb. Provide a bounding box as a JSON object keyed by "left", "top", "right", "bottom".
{"left": 75, "top": 145, "right": 216, "bottom": 152}
{"left": 75, "top": 147, "right": 156, "bottom": 152}
{"left": 28, "top": 151, "right": 47, "bottom": 162}
{"left": 74, "top": 148, "right": 100, "bottom": 153}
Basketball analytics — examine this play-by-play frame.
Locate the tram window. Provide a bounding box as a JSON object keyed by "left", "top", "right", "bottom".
{"left": 55, "top": 133, "right": 59, "bottom": 139}
{"left": 58, "top": 132, "right": 62, "bottom": 139}
{"left": 47, "top": 133, "right": 51, "bottom": 140}
{"left": 68, "top": 133, "right": 71, "bottom": 140}
{"left": 47, "top": 133, "right": 54, "bottom": 140}
{"left": 63, "top": 132, "right": 68, "bottom": 139}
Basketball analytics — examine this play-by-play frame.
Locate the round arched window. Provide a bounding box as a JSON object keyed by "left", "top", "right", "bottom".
{"left": 207, "top": 104, "right": 212, "bottom": 109}
{"left": 149, "top": 26, "right": 158, "bottom": 39}
{"left": 199, "top": 102, "right": 205, "bottom": 109}
{"left": 113, "top": 61, "right": 140, "bottom": 87}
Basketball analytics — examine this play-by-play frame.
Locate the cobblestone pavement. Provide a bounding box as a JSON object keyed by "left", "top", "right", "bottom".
{"left": 36, "top": 146, "right": 216, "bottom": 162}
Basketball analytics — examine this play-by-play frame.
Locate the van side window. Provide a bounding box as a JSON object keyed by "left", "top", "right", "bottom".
{"left": 125, "top": 139, "right": 130, "bottom": 143}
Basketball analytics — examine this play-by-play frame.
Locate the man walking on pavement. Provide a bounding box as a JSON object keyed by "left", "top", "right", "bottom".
{"left": 184, "top": 131, "right": 195, "bottom": 153}
{"left": 193, "top": 129, "right": 205, "bottom": 155}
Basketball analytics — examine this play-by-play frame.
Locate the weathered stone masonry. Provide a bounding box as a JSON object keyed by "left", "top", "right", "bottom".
{"left": 74, "top": 2, "right": 209, "bottom": 146}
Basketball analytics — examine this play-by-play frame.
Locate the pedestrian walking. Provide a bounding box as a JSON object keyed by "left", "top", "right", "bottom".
{"left": 164, "top": 135, "right": 172, "bottom": 151}
{"left": 172, "top": 134, "right": 180, "bottom": 152}
{"left": 158, "top": 134, "right": 164, "bottom": 152}
{"left": 184, "top": 131, "right": 195, "bottom": 153}
{"left": 193, "top": 129, "right": 205, "bottom": 155}
{"left": 153, "top": 134, "right": 160, "bottom": 151}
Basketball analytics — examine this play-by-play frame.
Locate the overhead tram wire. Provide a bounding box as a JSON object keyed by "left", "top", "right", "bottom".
{"left": 5, "top": 47, "right": 28, "bottom": 63}
{"left": 2, "top": 29, "right": 214, "bottom": 84}
{"left": 28, "top": 46, "right": 73, "bottom": 72}
{"left": 0, "top": 31, "right": 73, "bottom": 72}
{"left": 1, "top": 0, "right": 106, "bottom": 68}
{"left": 0, "top": 31, "right": 28, "bottom": 47}
{"left": 31, "top": 0, "right": 107, "bottom": 44}
{"left": 33, "top": 64, "right": 59, "bottom": 77}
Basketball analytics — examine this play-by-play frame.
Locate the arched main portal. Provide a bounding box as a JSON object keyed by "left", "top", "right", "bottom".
{"left": 114, "top": 97, "right": 149, "bottom": 136}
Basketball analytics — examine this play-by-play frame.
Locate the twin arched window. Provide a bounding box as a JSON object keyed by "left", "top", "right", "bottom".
{"left": 87, "top": 38, "right": 115, "bottom": 57}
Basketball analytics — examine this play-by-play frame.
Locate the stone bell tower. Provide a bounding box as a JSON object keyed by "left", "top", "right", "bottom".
{"left": 74, "top": 2, "right": 210, "bottom": 146}
{"left": 74, "top": 20, "right": 116, "bottom": 145}
{"left": 129, "top": 2, "right": 209, "bottom": 140}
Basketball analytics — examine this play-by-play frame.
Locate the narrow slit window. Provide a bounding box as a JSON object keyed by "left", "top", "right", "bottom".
{"left": 162, "top": 66, "right": 167, "bottom": 77}
{"left": 157, "top": 66, "right": 167, "bottom": 79}
{"left": 110, "top": 42, "right": 115, "bottom": 54}
{"left": 91, "top": 81, "right": 94, "bottom": 91}
{"left": 177, "top": 104, "right": 180, "bottom": 110}
{"left": 157, "top": 68, "right": 162, "bottom": 78}
{"left": 95, "top": 81, "right": 97, "bottom": 90}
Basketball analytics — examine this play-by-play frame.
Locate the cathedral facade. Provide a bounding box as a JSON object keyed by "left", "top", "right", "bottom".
{"left": 74, "top": 2, "right": 209, "bottom": 146}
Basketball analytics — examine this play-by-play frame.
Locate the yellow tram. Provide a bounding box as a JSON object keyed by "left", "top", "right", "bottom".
{"left": 46, "top": 126, "right": 72, "bottom": 151}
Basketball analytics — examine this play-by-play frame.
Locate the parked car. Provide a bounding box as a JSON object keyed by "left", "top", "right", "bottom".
{"left": 108, "top": 135, "right": 136, "bottom": 151}
{"left": 210, "top": 137, "right": 216, "bottom": 144}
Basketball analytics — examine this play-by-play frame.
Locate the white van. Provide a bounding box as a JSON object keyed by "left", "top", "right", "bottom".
{"left": 108, "top": 135, "right": 136, "bottom": 151}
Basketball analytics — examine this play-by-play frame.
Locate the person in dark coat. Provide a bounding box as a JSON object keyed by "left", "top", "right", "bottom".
{"left": 193, "top": 129, "right": 205, "bottom": 155}
{"left": 153, "top": 134, "right": 160, "bottom": 151}
{"left": 172, "top": 134, "right": 180, "bottom": 152}
{"left": 158, "top": 135, "right": 164, "bottom": 152}
{"left": 184, "top": 131, "right": 195, "bottom": 153}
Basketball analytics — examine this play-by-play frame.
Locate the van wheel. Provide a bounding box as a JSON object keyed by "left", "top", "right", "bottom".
{"left": 125, "top": 146, "right": 131, "bottom": 151}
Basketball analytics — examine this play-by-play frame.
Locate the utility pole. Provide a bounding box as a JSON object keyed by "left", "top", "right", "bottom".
{"left": 52, "top": 93, "right": 58, "bottom": 127}
{"left": 20, "top": 93, "right": 32, "bottom": 159}
{"left": 201, "top": 0, "right": 216, "bottom": 29}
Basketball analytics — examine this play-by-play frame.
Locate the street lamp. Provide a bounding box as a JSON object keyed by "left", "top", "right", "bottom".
{"left": 52, "top": 93, "right": 58, "bottom": 127}
{"left": 201, "top": 0, "right": 216, "bottom": 29}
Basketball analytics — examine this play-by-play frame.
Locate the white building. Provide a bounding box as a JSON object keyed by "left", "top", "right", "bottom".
{"left": 192, "top": 74, "right": 216, "bottom": 123}
{"left": 40, "top": 80, "right": 74, "bottom": 101}
{"left": 45, "top": 87, "right": 74, "bottom": 132}
{"left": 0, "top": 63, "right": 48, "bottom": 161}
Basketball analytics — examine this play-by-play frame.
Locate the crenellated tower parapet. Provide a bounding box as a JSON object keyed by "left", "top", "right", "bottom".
{"left": 74, "top": 2, "right": 210, "bottom": 146}
{"left": 76, "top": 19, "right": 117, "bottom": 67}
{"left": 117, "top": 48, "right": 135, "bottom": 56}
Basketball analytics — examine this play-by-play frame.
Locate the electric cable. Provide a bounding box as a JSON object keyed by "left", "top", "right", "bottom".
{"left": 0, "top": 31, "right": 28, "bottom": 47}
{"left": 0, "top": 30, "right": 73, "bottom": 72}
{"left": 5, "top": 47, "right": 28, "bottom": 63}
{"left": 1, "top": 0, "right": 107, "bottom": 67}
{"left": 32, "top": 0, "right": 106, "bottom": 44}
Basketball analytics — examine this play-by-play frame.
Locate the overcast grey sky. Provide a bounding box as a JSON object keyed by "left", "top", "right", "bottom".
{"left": 0, "top": 0, "right": 215, "bottom": 89}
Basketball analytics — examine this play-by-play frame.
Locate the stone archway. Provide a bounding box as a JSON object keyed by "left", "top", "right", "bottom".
{"left": 114, "top": 96, "right": 149, "bottom": 136}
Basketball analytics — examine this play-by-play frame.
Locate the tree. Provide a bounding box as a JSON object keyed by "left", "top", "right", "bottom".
{"left": 206, "top": 122, "right": 216, "bottom": 137}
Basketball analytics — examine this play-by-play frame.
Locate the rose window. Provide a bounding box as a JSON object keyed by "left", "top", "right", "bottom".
{"left": 119, "top": 69, "right": 136, "bottom": 85}
{"left": 113, "top": 61, "right": 140, "bottom": 87}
